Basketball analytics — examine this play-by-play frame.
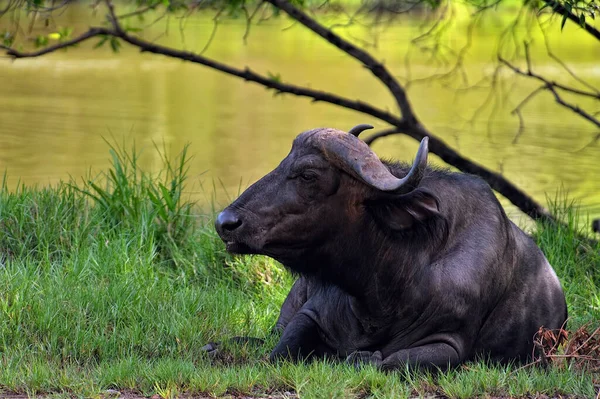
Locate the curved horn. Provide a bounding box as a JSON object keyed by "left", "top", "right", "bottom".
{"left": 348, "top": 124, "right": 374, "bottom": 137}
{"left": 305, "top": 128, "right": 429, "bottom": 194}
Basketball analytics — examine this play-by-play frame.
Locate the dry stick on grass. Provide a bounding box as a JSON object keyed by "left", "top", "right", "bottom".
{"left": 1, "top": 0, "right": 563, "bottom": 223}
{"left": 516, "top": 325, "right": 600, "bottom": 374}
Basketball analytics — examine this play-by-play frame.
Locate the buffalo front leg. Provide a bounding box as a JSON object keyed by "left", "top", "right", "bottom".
{"left": 347, "top": 342, "right": 462, "bottom": 372}
{"left": 274, "top": 277, "right": 308, "bottom": 333}
{"left": 270, "top": 312, "right": 335, "bottom": 362}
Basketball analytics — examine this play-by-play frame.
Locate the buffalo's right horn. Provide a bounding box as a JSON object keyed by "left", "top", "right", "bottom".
{"left": 307, "top": 128, "right": 429, "bottom": 194}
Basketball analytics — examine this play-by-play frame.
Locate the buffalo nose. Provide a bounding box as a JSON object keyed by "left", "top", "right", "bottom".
{"left": 216, "top": 209, "right": 242, "bottom": 232}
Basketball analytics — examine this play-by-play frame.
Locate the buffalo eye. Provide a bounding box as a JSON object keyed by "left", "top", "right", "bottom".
{"left": 299, "top": 171, "right": 318, "bottom": 182}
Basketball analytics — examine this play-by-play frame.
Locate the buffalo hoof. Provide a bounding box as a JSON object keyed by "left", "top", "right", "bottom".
{"left": 346, "top": 350, "right": 383, "bottom": 368}
{"left": 200, "top": 342, "right": 220, "bottom": 357}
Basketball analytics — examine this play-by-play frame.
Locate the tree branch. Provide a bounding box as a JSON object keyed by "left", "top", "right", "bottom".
{"left": 3, "top": 21, "right": 402, "bottom": 129}
{"left": 363, "top": 128, "right": 401, "bottom": 146}
{"left": 546, "top": 84, "right": 600, "bottom": 129}
{"left": 117, "top": 3, "right": 160, "bottom": 20}
{"left": 537, "top": 23, "right": 600, "bottom": 96}
{"left": 263, "top": 0, "right": 554, "bottom": 221}
{"left": 499, "top": 55, "right": 600, "bottom": 130}
{"left": 541, "top": 0, "right": 600, "bottom": 41}
{"left": 1, "top": 0, "right": 558, "bottom": 223}
{"left": 4, "top": 27, "right": 111, "bottom": 58}
{"left": 510, "top": 85, "right": 546, "bottom": 144}
{"left": 264, "top": 0, "right": 419, "bottom": 124}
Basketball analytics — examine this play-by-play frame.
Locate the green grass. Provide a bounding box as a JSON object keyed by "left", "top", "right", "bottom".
{"left": 0, "top": 145, "right": 598, "bottom": 398}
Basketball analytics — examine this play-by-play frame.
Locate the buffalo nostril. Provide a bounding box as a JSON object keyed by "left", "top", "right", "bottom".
{"left": 216, "top": 209, "right": 242, "bottom": 232}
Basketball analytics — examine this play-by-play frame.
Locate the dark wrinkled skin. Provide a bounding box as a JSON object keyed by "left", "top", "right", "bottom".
{"left": 215, "top": 130, "right": 567, "bottom": 371}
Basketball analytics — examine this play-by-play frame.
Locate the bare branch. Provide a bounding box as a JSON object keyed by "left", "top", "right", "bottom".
{"left": 261, "top": 0, "right": 555, "bottom": 222}
{"left": 546, "top": 84, "right": 600, "bottom": 129}
{"left": 4, "top": 12, "right": 402, "bottom": 128}
{"left": 536, "top": 19, "right": 600, "bottom": 96}
{"left": 264, "top": 0, "right": 419, "bottom": 124}
{"left": 411, "top": 1, "right": 450, "bottom": 45}
{"left": 524, "top": 41, "right": 532, "bottom": 71}
{"left": 200, "top": 5, "right": 224, "bottom": 55}
{"left": 471, "top": 0, "right": 503, "bottom": 15}
{"left": 363, "top": 128, "right": 402, "bottom": 146}
{"left": 117, "top": 3, "right": 160, "bottom": 20}
{"left": 104, "top": 0, "right": 124, "bottom": 35}
{"left": 242, "top": 2, "right": 265, "bottom": 44}
{"left": 408, "top": 10, "right": 477, "bottom": 89}
{"left": 510, "top": 85, "right": 546, "bottom": 144}
{"left": 499, "top": 56, "right": 600, "bottom": 131}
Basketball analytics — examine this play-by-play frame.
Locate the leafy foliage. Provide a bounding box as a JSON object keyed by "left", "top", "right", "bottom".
{"left": 541, "top": 0, "right": 599, "bottom": 29}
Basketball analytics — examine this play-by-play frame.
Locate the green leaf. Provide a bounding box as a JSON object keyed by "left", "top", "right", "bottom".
{"left": 159, "top": 184, "right": 175, "bottom": 211}
{"left": 93, "top": 36, "right": 109, "bottom": 49}
{"left": 579, "top": 13, "right": 586, "bottom": 26}
{"left": 2, "top": 31, "right": 14, "bottom": 47}
{"left": 58, "top": 26, "right": 73, "bottom": 41}
{"left": 35, "top": 35, "right": 49, "bottom": 48}
{"left": 561, "top": 13, "right": 568, "bottom": 30}
{"left": 267, "top": 71, "right": 281, "bottom": 83}
{"left": 110, "top": 37, "right": 121, "bottom": 53}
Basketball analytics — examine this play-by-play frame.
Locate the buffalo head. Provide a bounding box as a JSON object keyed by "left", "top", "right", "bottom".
{"left": 215, "top": 125, "right": 440, "bottom": 272}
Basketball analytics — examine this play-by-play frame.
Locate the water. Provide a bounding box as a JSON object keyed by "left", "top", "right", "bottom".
{"left": 1, "top": 5, "right": 599, "bottom": 224}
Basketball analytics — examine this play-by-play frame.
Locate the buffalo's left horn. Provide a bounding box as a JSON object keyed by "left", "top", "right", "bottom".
{"left": 311, "top": 129, "right": 429, "bottom": 194}
{"left": 348, "top": 124, "right": 374, "bottom": 137}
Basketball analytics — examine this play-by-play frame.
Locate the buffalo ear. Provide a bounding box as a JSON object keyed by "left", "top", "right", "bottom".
{"left": 368, "top": 190, "right": 440, "bottom": 230}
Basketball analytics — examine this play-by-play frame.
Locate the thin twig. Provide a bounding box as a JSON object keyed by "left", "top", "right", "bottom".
{"left": 117, "top": 3, "right": 160, "bottom": 20}
{"left": 510, "top": 85, "right": 546, "bottom": 144}
{"left": 571, "top": 326, "right": 600, "bottom": 355}
{"left": 200, "top": 5, "right": 224, "bottom": 55}
{"left": 104, "top": 0, "right": 123, "bottom": 35}
{"left": 501, "top": 45, "right": 600, "bottom": 101}
{"left": 4, "top": 27, "right": 110, "bottom": 57}
{"left": 241, "top": 2, "right": 264, "bottom": 44}
{"left": 499, "top": 54, "right": 600, "bottom": 133}
{"left": 407, "top": 12, "right": 477, "bottom": 89}
{"left": 363, "top": 128, "right": 402, "bottom": 146}
{"left": 545, "top": 83, "right": 600, "bottom": 128}
{"left": 536, "top": 19, "right": 600, "bottom": 96}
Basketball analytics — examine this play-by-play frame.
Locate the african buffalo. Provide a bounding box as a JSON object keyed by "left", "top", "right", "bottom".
{"left": 214, "top": 125, "right": 567, "bottom": 370}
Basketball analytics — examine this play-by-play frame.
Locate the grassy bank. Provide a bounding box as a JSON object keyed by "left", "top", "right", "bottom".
{"left": 0, "top": 146, "right": 598, "bottom": 399}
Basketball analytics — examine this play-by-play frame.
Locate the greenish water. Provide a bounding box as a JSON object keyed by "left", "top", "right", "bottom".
{"left": 0, "top": 5, "right": 599, "bottom": 223}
